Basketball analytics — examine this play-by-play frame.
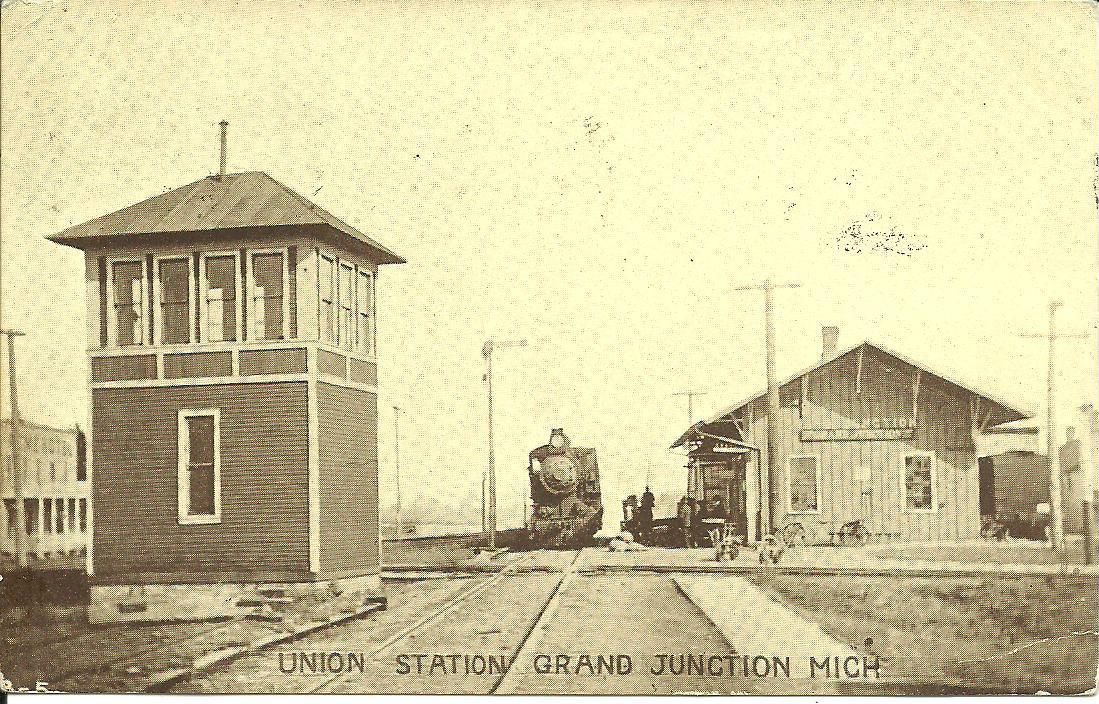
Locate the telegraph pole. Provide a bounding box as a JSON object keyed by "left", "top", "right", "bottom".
{"left": 733, "top": 279, "right": 801, "bottom": 536}
{"left": 482, "top": 338, "right": 527, "bottom": 549}
{"left": 1018, "top": 301, "right": 1089, "bottom": 552}
{"left": 3, "top": 329, "right": 27, "bottom": 567}
{"left": 672, "top": 390, "right": 707, "bottom": 427}
{"left": 393, "top": 406, "right": 405, "bottom": 540}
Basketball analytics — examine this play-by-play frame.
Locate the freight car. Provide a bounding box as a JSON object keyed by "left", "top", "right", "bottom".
{"left": 527, "top": 428, "right": 603, "bottom": 548}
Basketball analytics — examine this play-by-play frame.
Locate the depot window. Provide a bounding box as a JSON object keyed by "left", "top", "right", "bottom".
{"left": 904, "top": 452, "right": 936, "bottom": 512}
{"left": 177, "top": 409, "right": 221, "bottom": 524}
{"left": 787, "top": 455, "right": 821, "bottom": 514}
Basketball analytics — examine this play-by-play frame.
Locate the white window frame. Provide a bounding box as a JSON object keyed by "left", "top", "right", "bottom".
{"left": 153, "top": 255, "right": 195, "bottom": 345}
{"left": 786, "top": 454, "right": 822, "bottom": 515}
{"left": 902, "top": 451, "right": 937, "bottom": 513}
{"left": 246, "top": 247, "right": 291, "bottom": 341}
{"left": 356, "top": 268, "right": 375, "bottom": 356}
{"left": 177, "top": 409, "right": 222, "bottom": 525}
{"left": 106, "top": 257, "right": 149, "bottom": 347}
{"left": 200, "top": 251, "right": 243, "bottom": 344}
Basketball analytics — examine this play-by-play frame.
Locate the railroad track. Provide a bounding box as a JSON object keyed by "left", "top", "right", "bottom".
{"left": 50, "top": 617, "right": 264, "bottom": 690}
{"left": 305, "top": 550, "right": 582, "bottom": 695}
{"left": 20, "top": 549, "right": 590, "bottom": 694}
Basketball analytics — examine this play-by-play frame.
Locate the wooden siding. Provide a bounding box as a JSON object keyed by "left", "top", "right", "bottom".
{"left": 318, "top": 349, "right": 346, "bottom": 378}
{"left": 288, "top": 246, "right": 298, "bottom": 338}
{"left": 91, "top": 383, "right": 311, "bottom": 579}
{"left": 316, "top": 382, "right": 379, "bottom": 578}
{"left": 163, "top": 351, "right": 233, "bottom": 378}
{"left": 749, "top": 346, "right": 981, "bottom": 542}
{"left": 91, "top": 355, "right": 157, "bottom": 382}
{"left": 348, "top": 358, "right": 377, "bottom": 386}
{"left": 239, "top": 347, "right": 308, "bottom": 375}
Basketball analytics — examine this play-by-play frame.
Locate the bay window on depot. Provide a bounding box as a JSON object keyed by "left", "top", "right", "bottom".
{"left": 177, "top": 409, "right": 221, "bottom": 524}
{"left": 357, "top": 269, "right": 374, "bottom": 355}
{"left": 201, "top": 253, "right": 240, "bottom": 342}
{"left": 338, "top": 262, "right": 355, "bottom": 349}
{"left": 156, "top": 257, "right": 193, "bottom": 344}
{"left": 319, "top": 255, "right": 335, "bottom": 343}
{"left": 248, "top": 250, "right": 287, "bottom": 340}
{"left": 109, "top": 259, "right": 147, "bottom": 346}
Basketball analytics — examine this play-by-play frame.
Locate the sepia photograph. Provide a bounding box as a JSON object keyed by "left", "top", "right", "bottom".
{"left": 1, "top": 0, "right": 1097, "bottom": 696}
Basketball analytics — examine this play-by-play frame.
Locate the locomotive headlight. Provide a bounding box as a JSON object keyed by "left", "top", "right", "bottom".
{"left": 549, "top": 428, "right": 569, "bottom": 448}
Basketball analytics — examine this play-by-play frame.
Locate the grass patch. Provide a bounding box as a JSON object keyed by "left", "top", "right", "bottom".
{"left": 866, "top": 539, "right": 1091, "bottom": 566}
{"left": 747, "top": 571, "right": 1097, "bottom": 694}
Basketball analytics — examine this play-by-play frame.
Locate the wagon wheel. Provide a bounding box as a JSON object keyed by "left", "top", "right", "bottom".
{"left": 781, "top": 522, "right": 807, "bottom": 547}
{"left": 841, "top": 522, "right": 868, "bottom": 547}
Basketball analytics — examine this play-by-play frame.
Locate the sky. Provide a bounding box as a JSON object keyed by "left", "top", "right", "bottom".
{"left": 2, "top": 0, "right": 1097, "bottom": 529}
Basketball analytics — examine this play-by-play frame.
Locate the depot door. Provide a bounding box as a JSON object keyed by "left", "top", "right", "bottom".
{"left": 700, "top": 457, "right": 748, "bottom": 538}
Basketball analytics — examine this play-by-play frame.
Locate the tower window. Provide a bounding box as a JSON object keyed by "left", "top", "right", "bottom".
{"left": 357, "top": 269, "right": 374, "bottom": 355}
{"left": 177, "top": 409, "right": 221, "bottom": 524}
{"left": 320, "top": 255, "right": 335, "bottom": 343}
{"left": 338, "top": 262, "right": 355, "bottom": 349}
{"left": 109, "top": 260, "right": 146, "bottom": 346}
{"left": 202, "top": 253, "right": 239, "bottom": 342}
{"left": 249, "top": 251, "right": 286, "bottom": 340}
{"left": 156, "top": 257, "right": 193, "bottom": 344}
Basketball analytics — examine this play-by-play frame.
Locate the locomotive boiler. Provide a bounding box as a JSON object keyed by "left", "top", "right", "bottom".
{"left": 527, "top": 428, "right": 603, "bottom": 548}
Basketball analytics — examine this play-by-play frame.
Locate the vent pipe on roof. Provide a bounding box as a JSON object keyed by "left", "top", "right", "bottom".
{"left": 822, "top": 325, "right": 839, "bottom": 360}
{"left": 218, "top": 120, "right": 228, "bottom": 178}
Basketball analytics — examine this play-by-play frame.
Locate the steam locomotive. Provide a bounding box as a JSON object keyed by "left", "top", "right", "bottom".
{"left": 527, "top": 428, "right": 603, "bottom": 548}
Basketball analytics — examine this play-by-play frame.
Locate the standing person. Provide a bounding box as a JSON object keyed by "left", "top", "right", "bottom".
{"left": 693, "top": 497, "right": 708, "bottom": 546}
{"left": 672, "top": 496, "right": 690, "bottom": 546}
{"left": 638, "top": 486, "right": 656, "bottom": 543}
{"left": 677, "top": 496, "right": 695, "bottom": 548}
{"left": 622, "top": 495, "right": 638, "bottom": 534}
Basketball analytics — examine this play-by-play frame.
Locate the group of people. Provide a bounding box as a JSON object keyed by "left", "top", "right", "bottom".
{"left": 676, "top": 494, "right": 728, "bottom": 548}
{"left": 620, "top": 489, "right": 730, "bottom": 548}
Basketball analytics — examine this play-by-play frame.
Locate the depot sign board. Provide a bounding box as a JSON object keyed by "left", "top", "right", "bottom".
{"left": 800, "top": 418, "right": 915, "bottom": 442}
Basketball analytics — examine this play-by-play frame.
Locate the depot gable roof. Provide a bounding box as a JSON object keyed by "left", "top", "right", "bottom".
{"left": 671, "top": 341, "right": 1031, "bottom": 449}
